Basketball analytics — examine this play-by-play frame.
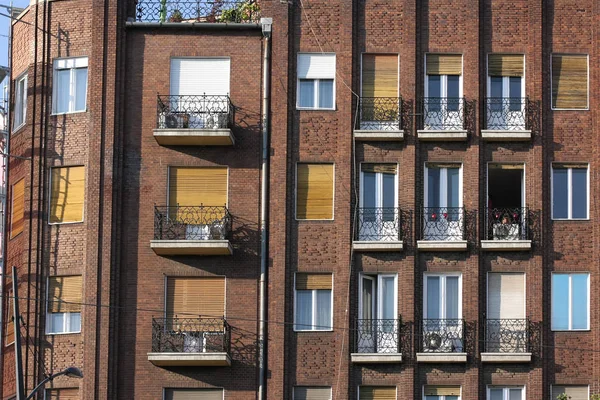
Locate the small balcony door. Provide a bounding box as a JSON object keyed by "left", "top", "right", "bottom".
{"left": 359, "top": 164, "right": 398, "bottom": 241}
{"left": 486, "top": 164, "right": 525, "bottom": 240}
{"left": 358, "top": 274, "right": 398, "bottom": 353}
{"left": 487, "top": 76, "right": 524, "bottom": 129}
{"left": 423, "top": 274, "right": 462, "bottom": 352}
{"left": 425, "top": 74, "right": 462, "bottom": 130}
{"left": 487, "top": 273, "right": 526, "bottom": 353}
{"left": 424, "top": 165, "right": 462, "bottom": 240}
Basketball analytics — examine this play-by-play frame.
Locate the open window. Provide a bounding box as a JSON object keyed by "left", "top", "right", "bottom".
{"left": 424, "top": 54, "right": 463, "bottom": 130}
{"left": 423, "top": 164, "right": 463, "bottom": 241}
{"left": 357, "top": 274, "right": 398, "bottom": 353}
{"left": 486, "top": 164, "right": 526, "bottom": 240}
{"left": 359, "top": 164, "right": 398, "bottom": 241}
{"left": 423, "top": 274, "right": 462, "bottom": 353}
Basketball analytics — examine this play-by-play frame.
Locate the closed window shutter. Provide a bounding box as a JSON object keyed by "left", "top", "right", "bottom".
{"left": 169, "top": 167, "right": 228, "bottom": 207}
{"left": 48, "top": 276, "right": 83, "bottom": 313}
{"left": 423, "top": 386, "right": 461, "bottom": 396}
{"left": 166, "top": 277, "right": 225, "bottom": 319}
{"left": 487, "top": 273, "right": 525, "bottom": 319}
{"left": 488, "top": 54, "right": 524, "bottom": 76}
{"left": 296, "top": 164, "right": 334, "bottom": 220}
{"left": 361, "top": 54, "right": 398, "bottom": 97}
{"left": 359, "top": 386, "right": 396, "bottom": 400}
{"left": 298, "top": 54, "right": 336, "bottom": 79}
{"left": 361, "top": 164, "right": 397, "bottom": 174}
{"left": 50, "top": 166, "right": 85, "bottom": 223}
{"left": 10, "top": 179, "right": 24, "bottom": 238}
{"left": 552, "top": 386, "right": 588, "bottom": 400}
{"left": 552, "top": 54, "right": 588, "bottom": 109}
{"left": 5, "top": 289, "right": 14, "bottom": 344}
{"left": 170, "top": 58, "right": 230, "bottom": 96}
{"left": 45, "top": 388, "right": 79, "bottom": 400}
{"left": 293, "top": 387, "right": 332, "bottom": 400}
{"left": 165, "top": 389, "right": 223, "bottom": 400}
{"left": 426, "top": 54, "right": 462, "bottom": 75}
{"left": 296, "top": 273, "right": 332, "bottom": 290}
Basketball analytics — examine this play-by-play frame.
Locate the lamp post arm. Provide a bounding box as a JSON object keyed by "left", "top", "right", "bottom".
{"left": 25, "top": 371, "right": 66, "bottom": 400}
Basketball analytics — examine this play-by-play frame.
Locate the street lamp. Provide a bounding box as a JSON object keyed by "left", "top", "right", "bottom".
{"left": 26, "top": 367, "right": 83, "bottom": 400}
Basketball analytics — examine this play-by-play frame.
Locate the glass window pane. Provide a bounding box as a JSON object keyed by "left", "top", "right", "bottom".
{"left": 74, "top": 68, "right": 88, "bottom": 112}
{"left": 446, "top": 397, "right": 459, "bottom": 400}
{"left": 298, "top": 79, "right": 315, "bottom": 108}
{"left": 382, "top": 173, "right": 396, "bottom": 221}
{"left": 55, "top": 69, "right": 71, "bottom": 113}
{"left": 381, "top": 277, "right": 395, "bottom": 320}
{"left": 447, "top": 75, "right": 460, "bottom": 111}
{"left": 425, "top": 397, "right": 440, "bottom": 400}
{"left": 426, "top": 276, "right": 440, "bottom": 319}
{"left": 489, "top": 389, "right": 503, "bottom": 400}
{"left": 509, "top": 388, "right": 523, "bottom": 400}
{"left": 50, "top": 313, "right": 65, "bottom": 333}
{"left": 362, "top": 172, "right": 376, "bottom": 208}
{"left": 318, "top": 79, "right": 334, "bottom": 109}
{"left": 315, "top": 290, "right": 332, "bottom": 330}
{"left": 447, "top": 168, "right": 460, "bottom": 209}
{"left": 490, "top": 76, "right": 503, "bottom": 112}
{"left": 571, "top": 274, "right": 589, "bottom": 329}
{"left": 445, "top": 276, "right": 459, "bottom": 319}
{"left": 295, "top": 290, "right": 313, "bottom": 330}
{"left": 571, "top": 168, "right": 588, "bottom": 219}
{"left": 509, "top": 77, "right": 522, "bottom": 111}
{"left": 69, "top": 312, "right": 81, "bottom": 333}
{"left": 552, "top": 274, "right": 569, "bottom": 330}
{"left": 362, "top": 278, "right": 373, "bottom": 320}
{"left": 552, "top": 168, "right": 568, "bottom": 219}
{"left": 427, "top": 168, "right": 441, "bottom": 208}
{"left": 427, "top": 75, "right": 441, "bottom": 111}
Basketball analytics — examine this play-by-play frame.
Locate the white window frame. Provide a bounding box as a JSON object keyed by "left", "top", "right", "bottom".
{"left": 550, "top": 53, "right": 590, "bottom": 111}
{"left": 551, "top": 272, "right": 590, "bottom": 331}
{"left": 162, "top": 388, "right": 225, "bottom": 400}
{"left": 422, "top": 387, "right": 461, "bottom": 400}
{"left": 549, "top": 385, "right": 589, "bottom": 400}
{"left": 486, "top": 386, "right": 525, "bottom": 400}
{"left": 292, "top": 386, "right": 332, "bottom": 400}
{"left": 423, "top": 273, "right": 462, "bottom": 320}
{"left": 45, "top": 278, "right": 81, "bottom": 335}
{"left": 358, "top": 273, "right": 398, "bottom": 320}
{"left": 551, "top": 164, "right": 589, "bottom": 220}
{"left": 296, "top": 53, "right": 336, "bottom": 111}
{"left": 359, "top": 163, "right": 399, "bottom": 209}
{"left": 52, "top": 57, "right": 88, "bottom": 115}
{"left": 423, "top": 164, "right": 463, "bottom": 209}
{"left": 13, "top": 73, "right": 27, "bottom": 131}
{"left": 293, "top": 273, "right": 333, "bottom": 332}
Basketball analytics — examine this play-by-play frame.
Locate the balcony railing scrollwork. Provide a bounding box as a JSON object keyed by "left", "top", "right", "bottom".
{"left": 152, "top": 317, "right": 231, "bottom": 354}
{"left": 354, "top": 318, "right": 401, "bottom": 354}
{"left": 154, "top": 205, "right": 232, "bottom": 240}
{"left": 484, "top": 97, "right": 529, "bottom": 130}
{"left": 356, "top": 97, "right": 402, "bottom": 131}
{"left": 157, "top": 95, "right": 234, "bottom": 130}
{"left": 485, "top": 207, "right": 529, "bottom": 241}
{"left": 135, "top": 0, "right": 261, "bottom": 23}
{"left": 485, "top": 318, "right": 529, "bottom": 353}
{"left": 419, "top": 97, "right": 465, "bottom": 130}
{"left": 419, "top": 319, "right": 464, "bottom": 353}
{"left": 419, "top": 207, "right": 465, "bottom": 241}
{"left": 356, "top": 207, "right": 402, "bottom": 242}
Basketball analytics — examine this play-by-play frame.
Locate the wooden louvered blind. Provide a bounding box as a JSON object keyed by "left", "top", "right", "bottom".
{"left": 45, "top": 388, "right": 79, "bottom": 400}
{"left": 165, "top": 389, "right": 224, "bottom": 400}
{"left": 488, "top": 163, "right": 524, "bottom": 170}
{"left": 296, "top": 273, "right": 332, "bottom": 290}
{"left": 487, "top": 273, "right": 525, "bottom": 319}
{"left": 50, "top": 166, "right": 85, "bottom": 223}
{"left": 488, "top": 54, "right": 524, "bottom": 76}
{"left": 426, "top": 54, "right": 462, "bottom": 75}
{"left": 10, "top": 179, "right": 24, "bottom": 238}
{"left": 48, "top": 276, "right": 83, "bottom": 313}
{"left": 361, "top": 164, "right": 397, "bottom": 174}
{"left": 362, "top": 54, "right": 398, "bottom": 98}
{"left": 553, "top": 163, "right": 588, "bottom": 169}
{"left": 552, "top": 54, "right": 588, "bottom": 109}
{"left": 5, "top": 289, "right": 14, "bottom": 344}
{"left": 551, "top": 386, "right": 588, "bottom": 400}
{"left": 359, "top": 386, "right": 396, "bottom": 400}
{"left": 293, "top": 387, "right": 332, "bottom": 400}
{"left": 169, "top": 167, "right": 228, "bottom": 207}
{"left": 167, "top": 277, "right": 225, "bottom": 318}
{"left": 426, "top": 162, "right": 462, "bottom": 169}
{"left": 296, "top": 164, "right": 334, "bottom": 220}
{"left": 424, "top": 386, "right": 461, "bottom": 396}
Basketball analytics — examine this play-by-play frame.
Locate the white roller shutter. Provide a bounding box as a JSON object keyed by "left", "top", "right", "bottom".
{"left": 298, "top": 53, "right": 336, "bottom": 79}
{"left": 170, "top": 58, "right": 230, "bottom": 96}
{"left": 487, "top": 273, "right": 525, "bottom": 319}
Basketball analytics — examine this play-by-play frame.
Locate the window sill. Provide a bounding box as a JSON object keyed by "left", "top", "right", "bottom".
{"left": 551, "top": 218, "right": 590, "bottom": 222}
{"left": 551, "top": 329, "right": 590, "bottom": 332}
{"left": 296, "top": 107, "right": 336, "bottom": 112}
{"left": 51, "top": 109, "right": 88, "bottom": 116}
{"left": 45, "top": 331, "right": 81, "bottom": 336}
{"left": 294, "top": 329, "right": 334, "bottom": 333}
{"left": 11, "top": 123, "right": 26, "bottom": 135}
{"left": 48, "top": 220, "right": 85, "bottom": 226}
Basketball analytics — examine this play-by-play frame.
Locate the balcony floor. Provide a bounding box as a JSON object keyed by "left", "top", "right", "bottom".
{"left": 148, "top": 352, "right": 231, "bottom": 366}
{"left": 150, "top": 240, "right": 233, "bottom": 255}
{"left": 481, "top": 352, "right": 532, "bottom": 363}
{"left": 481, "top": 129, "right": 531, "bottom": 141}
{"left": 153, "top": 128, "right": 234, "bottom": 146}
{"left": 351, "top": 353, "right": 403, "bottom": 363}
{"left": 481, "top": 240, "right": 532, "bottom": 251}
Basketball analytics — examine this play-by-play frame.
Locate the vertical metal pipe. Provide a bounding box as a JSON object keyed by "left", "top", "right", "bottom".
{"left": 12, "top": 266, "right": 24, "bottom": 400}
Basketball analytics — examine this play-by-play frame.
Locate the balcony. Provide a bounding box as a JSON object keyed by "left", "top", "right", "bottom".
{"left": 481, "top": 97, "right": 532, "bottom": 141}
{"left": 417, "top": 207, "right": 468, "bottom": 251}
{"left": 417, "top": 97, "right": 468, "bottom": 141}
{"left": 148, "top": 317, "right": 232, "bottom": 367}
{"left": 417, "top": 319, "right": 467, "bottom": 363}
{"left": 351, "top": 319, "right": 403, "bottom": 363}
{"left": 482, "top": 319, "right": 532, "bottom": 363}
{"left": 353, "top": 97, "right": 404, "bottom": 141}
{"left": 481, "top": 207, "right": 531, "bottom": 251}
{"left": 134, "top": 0, "right": 261, "bottom": 23}
{"left": 153, "top": 95, "right": 235, "bottom": 146}
{"left": 150, "top": 205, "right": 233, "bottom": 256}
{"left": 353, "top": 207, "right": 403, "bottom": 252}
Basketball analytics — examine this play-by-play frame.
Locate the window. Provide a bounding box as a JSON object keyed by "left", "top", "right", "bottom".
{"left": 551, "top": 54, "right": 588, "bottom": 110}
{"left": 486, "top": 273, "right": 526, "bottom": 352}
{"left": 5, "top": 288, "right": 14, "bottom": 345}
{"left": 296, "top": 163, "right": 334, "bottom": 220}
{"left": 13, "top": 73, "right": 27, "bottom": 129}
{"left": 424, "top": 274, "right": 461, "bottom": 320}
{"left": 44, "top": 388, "right": 79, "bottom": 400}
{"left": 49, "top": 166, "right": 86, "bottom": 224}
{"left": 551, "top": 164, "right": 588, "bottom": 220}
{"left": 357, "top": 274, "right": 398, "bottom": 353}
{"left": 487, "top": 387, "right": 523, "bottom": 400}
{"left": 359, "top": 164, "right": 397, "bottom": 241}
{"left": 297, "top": 53, "right": 335, "bottom": 109}
{"left": 423, "top": 164, "right": 462, "bottom": 240}
{"left": 359, "top": 386, "right": 396, "bottom": 400}
{"left": 552, "top": 273, "right": 589, "bottom": 331}
{"left": 294, "top": 273, "right": 332, "bottom": 331}
{"left": 424, "top": 386, "right": 461, "bottom": 400}
{"left": 293, "top": 387, "right": 332, "bottom": 400}
{"left": 424, "top": 54, "right": 462, "bottom": 130}
{"left": 46, "top": 276, "right": 82, "bottom": 334}
{"left": 359, "top": 54, "right": 399, "bottom": 129}
{"left": 164, "top": 388, "right": 224, "bottom": 400}
{"left": 551, "top": 386, "right": 589, "bottom": 400}
{"left": 487, "top": 54, "right": 525, "bottom": 129}
{"left": 10, "top": 178, "right": 24, "bottom": 239}
{"left": 53, "top": 57, "right": 88, "bottom": 114}
{"left": 166, "top": 277, "right": 225, "bottom": 320}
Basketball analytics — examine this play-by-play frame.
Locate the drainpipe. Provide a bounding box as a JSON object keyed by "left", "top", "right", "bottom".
{"left": 258, "top": 17, "right": 271, "bottom": 400}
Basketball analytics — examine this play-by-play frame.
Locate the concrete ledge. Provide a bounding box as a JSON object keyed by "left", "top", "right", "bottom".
{"left": 154, "top": 128, "right": 234, "bottom": 146}
{"left": 481, "top": 130, "right": 531, "bottom": 141}
{"left": 353, "top": 130, "right": 405, "bottom": 141}
{"left": 150, "top": 240, "right": 233, "bottom": 256}
{"left": 148, "top": 352, "right": 231, "bottom": 366}
{"left": 480, "top": 240, "right": 532, "bottom": 251}
{"left": 417, "top": 129, "right": 468, "bottom": 141}
{"left": 417, "top": 240, "right": 468, "bottom": 251}
{"left": 481, "top": 352, "right": 532, "bottom": 363}
{"left": 416, "top": 352, "right": 467, "bottom": 363}
{"left": 351, "top": 353, "right": 403, "bottom": 363}
{"left": 352, "top": 241, "right": 404, "bottom": 252}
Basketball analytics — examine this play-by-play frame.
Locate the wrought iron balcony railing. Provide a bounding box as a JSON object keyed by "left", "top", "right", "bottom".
{"left": 154, "top": 205, "right": 232, "bottom": 240}
{"left": 485, "top": 319, "right": 529, "bottom": 353}
{"left": 485, "top": 97, "right": 528, "bottom": 130}
{"left": 135, "top": 0, "right": 260, "bottom": 23}
{"left": 485, "top": 207, "right": 529, "bottom": 241}
{"left": 151, "top": 317, "right": 231, "bottom": 353}
{"left": 420, "top": 319, "right": 464, "bottom": 353}
{"left": 356, "top": 207, "right": 402, "bottom": 242}
{"left": 354, "top": 318, "right": 401, "bottom": 354}
{"left": 419, "top": 207, "right": 465, "bottom": 241}
{"left": 356, "top": 97, "right": 402, "bottom": 131}
{"left": 157, "top": 95, "right": 234, "bottom": 130}
{"left": 419, "top": 97, "right": 465, "bottom": 130}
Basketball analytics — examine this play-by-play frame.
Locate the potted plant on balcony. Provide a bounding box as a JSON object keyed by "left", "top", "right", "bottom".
{"left": 218, "top": 0, "right": 260, "bottom": 23}
{"left": 168, "top": 9, "right": 183, "bottom": 22}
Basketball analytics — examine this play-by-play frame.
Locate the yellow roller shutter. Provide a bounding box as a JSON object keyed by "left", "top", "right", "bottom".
{"left": 361, "top": 164, "right": 397, "bottom": 174}
{"left": 45, "top": 388, "right": 79, "bottom": 400}
{"left": 168, "top": 167, "right": 228, "bottom": 207}
{"left": 423, "top": 386, "right": 461, "bottom": 396}
{"left": 5, "top": 289, "right": 14, "bottom": 344}
{"left": 426, "top": 54, "right": 462, "bottom": 75}
{"left": 552, "top": 54, "right": 588, "bottom": 109}
{"left": 48, "top": 276, "right": 83, "bottom": 313}
{"left": 49, "top": 166, "right": 85, "bottom": 223}
{"left": 296, "top": 164, "right": 334, "bottom": 220}
{"left": 551, "top": 386, "right": 588, "bottom": 400}
{"left": 165, "top": 389, "right": 224, "bottom": 400}
{"left": 488, "top": 54, "right": 524, "bottom": 76}
{"left": 10, "top": 179, "right": 24, "bottom": 238}
{"left": 359, "top": 386, "right": 396, "bottom": 400}
{"left": 362, "top": 54, "right": 398, "bottom": 98}
{"left": 295, "top": 273, "right": 332, "bottom": 290}
{"left": 166, "top": 277, "right": 225, "bottom": 319}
